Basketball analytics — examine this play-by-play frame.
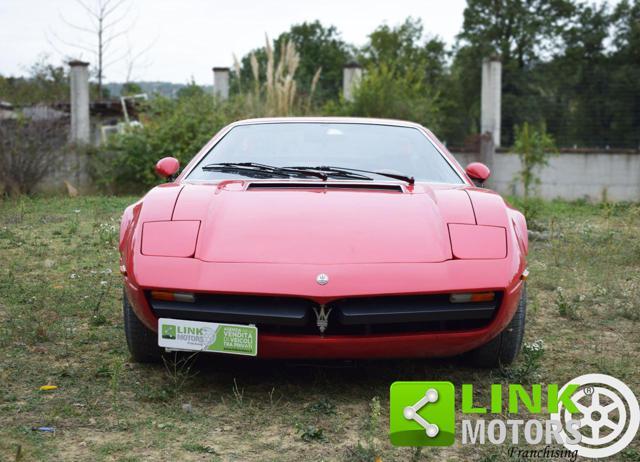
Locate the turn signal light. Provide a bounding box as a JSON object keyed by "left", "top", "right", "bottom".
{"left": 150, "top": 291, "right": 195, "bottom": 303}
{"left": 449, "top": 292, "right": 495, "bottom": 303}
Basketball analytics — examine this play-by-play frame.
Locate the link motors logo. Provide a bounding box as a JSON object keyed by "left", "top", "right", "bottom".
{"left": 390, "top": 374, "right": 639, "bottom": 459}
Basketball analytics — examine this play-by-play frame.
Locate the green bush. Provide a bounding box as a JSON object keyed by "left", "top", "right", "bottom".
{"left": 94, "top": 85, "right": 231, "bottom": 193}
{"left": 95, "top": 40, "right": 327, "bottom": 194}
{"left": 328, "top": 64, "right": 442, "bottom": 130}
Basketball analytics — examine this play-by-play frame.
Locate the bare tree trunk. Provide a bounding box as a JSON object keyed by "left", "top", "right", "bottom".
{"left": 49, "top": 0, "right": 148, "bottom": 97}
{"left": 98, "top": 14, "right": 103, "bottom": 97}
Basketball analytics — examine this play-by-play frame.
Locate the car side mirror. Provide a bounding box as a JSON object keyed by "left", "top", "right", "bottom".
{"left": 465, "top": 162, "right": 491, "bottom": 186}
{"left": 155, "top": 157, "right": 180, "bottom": 180}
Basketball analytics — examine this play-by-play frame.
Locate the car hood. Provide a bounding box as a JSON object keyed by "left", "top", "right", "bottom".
{"left": 166, "top": 182, "right": 479, "bottom": 264}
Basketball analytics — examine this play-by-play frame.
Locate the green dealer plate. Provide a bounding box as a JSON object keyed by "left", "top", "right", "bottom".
{"left": 158, "top": 318, "right": 258, "bottom": 356}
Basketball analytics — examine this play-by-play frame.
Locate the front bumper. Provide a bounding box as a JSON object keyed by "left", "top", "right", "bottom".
{"left": 123, "top": 257, "right": 525, "bottom": 359}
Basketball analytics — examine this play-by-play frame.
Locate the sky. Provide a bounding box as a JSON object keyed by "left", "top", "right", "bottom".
{"left": 0, "top": 0, "right": 467, "bottom": 84}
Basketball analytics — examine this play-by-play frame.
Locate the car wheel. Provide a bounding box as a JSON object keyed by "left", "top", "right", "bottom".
{"left": 465, "top": 284, "right": 526, "bottom": 368}
{"left": 123, "top": 289, "right": 162, "bottom": 363}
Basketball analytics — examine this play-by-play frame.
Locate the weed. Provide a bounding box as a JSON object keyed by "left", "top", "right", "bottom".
{"left": 162, "top": 352, "right": 199, "bottom": 398}
{"left": 95, "top": 220, "right": 118, "bottom": 245}
{"left": 89, "top": 284, "right": 109, "bottom": 326}
{"left": 66, "top": 211, "right": 80, "bottom": 235}
{"left": 135, "top": 384, "right": 173, "bottom": 403}
{"left": 500, "top": 339, "right": 545, "bottom": 383}
{"left": 182, "top": 442, "right": 218, "bottom": 454}
{"left": 345, "top": 443, "right": 377, "bottom": 462}
{"left": 619, "top": 303, "right": 639, "bottom": 321}
{"left": 622, "top": 448, "right": 640, "bottom": 461}
{"left": 110, "top": 358, "right": 125, "bottom": 411}
{"left": 513, "top": 122, "right": 557, "bottom": 202}
{"left": 268, "top": 386, "right": 279, "bottom": 406}
{"left": 232, "top": 377, "right": 244, "bottom": 406}
{"left": 297, "top": 424, "right": 326, "bottom": 443}
{"left": 346, "top": 396, "right": 383, "bottom": 461}
{"left": 555, "top": 287, "right": 580, "bottom": 319}
{"left": 305, "top": 397, "right": 336, "bottom": 416}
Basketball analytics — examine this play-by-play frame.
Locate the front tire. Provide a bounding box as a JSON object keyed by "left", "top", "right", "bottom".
{"left": 465, "top": 284, "right": 527, "bottom": 368}
{"left": 123, "top": 289, "right": 162, "bottom": 363}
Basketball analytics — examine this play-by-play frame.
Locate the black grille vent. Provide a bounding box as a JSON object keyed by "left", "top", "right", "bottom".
{"left": 149, "top": 292, "right": 502, "bottom": 335}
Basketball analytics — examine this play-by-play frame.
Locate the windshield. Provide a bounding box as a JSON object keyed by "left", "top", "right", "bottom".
{"left": 186, "top": 122, "right": 463, "bottom": 184}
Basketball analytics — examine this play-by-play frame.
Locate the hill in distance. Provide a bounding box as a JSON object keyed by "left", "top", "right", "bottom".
{"left": 105, "top": 81, "right": 213, "bottom": 98}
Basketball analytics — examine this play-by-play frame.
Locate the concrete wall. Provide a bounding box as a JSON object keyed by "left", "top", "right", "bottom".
{"left": 452, "top": 151, "right": 640, "bottom": 202}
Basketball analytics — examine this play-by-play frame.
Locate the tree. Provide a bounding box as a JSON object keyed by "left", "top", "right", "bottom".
{"left": 352, "top": 18, "right": 447, "bottom": 131}
{"left": 457, "top": 0, "right": 575, "bottom": 145}
{"left": 275, "top": 21, "right": 351, "bottom": 100}
{"left": 458, "top": 0, "right": 574, "bottom": 66}
{"left": 121, "top": 81, "right": 143, "bottom": 96}
{"left": 49, "top": 0, "right": 136, "bottom": 96}
{"left": 552, "top": 3, "right": 613, "bottom": 147}
{"left": 362, "top": 17, "right": 448, "bottom": 86}
{"left": 233, "top": 21, "right": 350, "bottom": 102}
{"left": 348, "top": 64, "right": 442, "bottom": 130}
{"left": 608, "top": 0, "right": 640, "bottom": 148}
{"left": 438, "top": 45, "right": 481, "bottom": 144}
{"left": 0, "top": 57, "right": 69, "bottom": 105}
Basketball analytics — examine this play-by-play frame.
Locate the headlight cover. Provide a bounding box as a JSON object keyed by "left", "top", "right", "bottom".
{"left": 141, "top": 221, "right": 200, "bottom": 257}
{"left": 448, "top": 224, "right": 507, "bottom": 259}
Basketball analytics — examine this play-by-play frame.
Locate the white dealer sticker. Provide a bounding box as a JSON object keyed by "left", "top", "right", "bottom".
{"left": 158, "top": 318, "right": 258, "bottom": 356}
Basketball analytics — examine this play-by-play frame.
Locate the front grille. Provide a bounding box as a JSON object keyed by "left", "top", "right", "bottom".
{"left": 148, "top": 292, "right": 502, "bottom": 335}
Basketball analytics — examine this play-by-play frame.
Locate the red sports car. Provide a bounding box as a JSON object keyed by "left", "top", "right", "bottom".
{"left": 120, "top": 118, "right": 528, "bottom": 367}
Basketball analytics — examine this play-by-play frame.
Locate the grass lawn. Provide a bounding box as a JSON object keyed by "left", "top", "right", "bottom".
{"left": 0, "top": 195, "right": 639, "bottom": 461}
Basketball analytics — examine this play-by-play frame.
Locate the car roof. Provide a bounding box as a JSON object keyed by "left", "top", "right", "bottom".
{"left": 227, "top": 117, "right": 426, "bottom": 130}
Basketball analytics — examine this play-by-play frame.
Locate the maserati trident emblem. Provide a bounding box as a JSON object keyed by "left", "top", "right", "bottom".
{"left": 313, "top": 304, "right": 332, "bottom": 333}
{"left": 316, "top": 273, "right": 329, "bottom": 285}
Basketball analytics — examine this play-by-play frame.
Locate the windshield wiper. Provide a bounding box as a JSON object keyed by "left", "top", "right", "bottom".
{"left": 289, "top": 165, "right": 414, "bottom": 185}
{"left": 286, "top": 165, "right": 373, "bottom": 181}
{"left": 202, "top": 162, "right": 328, "bottom": 180}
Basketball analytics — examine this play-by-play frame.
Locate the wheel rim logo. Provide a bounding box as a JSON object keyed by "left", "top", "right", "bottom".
{"left": 551, "top": 373, "right": 640, "bottom": 459}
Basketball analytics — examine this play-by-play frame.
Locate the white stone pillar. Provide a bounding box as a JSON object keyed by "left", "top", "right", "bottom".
{"left": 481, "top": 56, "right": 502, "bottom": 147}
{"left": 213, "top": 67, "right": 230, "bottom": 101}
{"left": 69, "top": 60, "right": 90, "bottom": 144}
{"left": 343, "top": 62, "right": 363, "bottom": 103}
